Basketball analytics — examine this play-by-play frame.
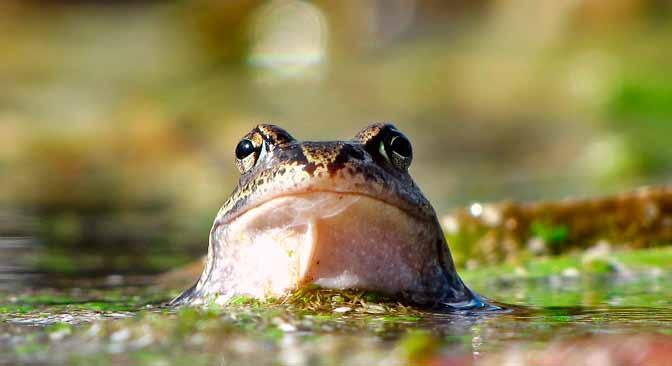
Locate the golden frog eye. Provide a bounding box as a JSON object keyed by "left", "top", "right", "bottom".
{"left": 235, "top": 138, "right": 259, "bottom": 174}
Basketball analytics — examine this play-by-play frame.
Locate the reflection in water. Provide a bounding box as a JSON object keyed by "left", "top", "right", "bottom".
{"left": 0, "top": 209, "right": 41, "bottom": 290}
{"left": 0, "top": 236, "right": 40, "bottom": 290}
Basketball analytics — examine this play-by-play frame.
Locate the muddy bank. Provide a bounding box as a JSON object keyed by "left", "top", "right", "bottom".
{"left": 444, "top": 186, "right": 672, "bottom": 267}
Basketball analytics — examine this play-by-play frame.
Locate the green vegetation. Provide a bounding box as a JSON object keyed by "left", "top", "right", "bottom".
{"left": 530, "top": 221, "right": 569, "bottom": 254}
{"left": 462, "top": 246, "right": 672, "bottom": 284}
{"left": 606, "top": 71, "right": 672, "bottom": 177}
{"left": 2, "top": 263, "right": 671, "bottom": 364}
{"left": 2, "top": 245, "right": 672, "bottom": 364}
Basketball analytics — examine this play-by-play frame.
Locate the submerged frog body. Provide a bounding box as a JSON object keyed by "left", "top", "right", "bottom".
{"left": 172, "top": 123, "right": 485, "bottom": 309}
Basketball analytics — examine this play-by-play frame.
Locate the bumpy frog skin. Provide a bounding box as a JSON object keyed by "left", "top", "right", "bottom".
{"left": 172, "top": 123, "right": 486, "bottom": 309}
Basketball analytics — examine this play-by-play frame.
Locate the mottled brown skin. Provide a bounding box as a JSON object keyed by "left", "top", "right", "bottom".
{"left": 172, "top": 123, "right": 487, "bottom": 309}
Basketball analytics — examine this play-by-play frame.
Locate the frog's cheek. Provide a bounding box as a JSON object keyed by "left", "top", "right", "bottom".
{"left": 195, "top": 192, "right": 440, "bottom": 304}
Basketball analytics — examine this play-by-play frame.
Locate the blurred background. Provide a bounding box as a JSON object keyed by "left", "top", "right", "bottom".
{"left": 1, "top": 0, "right": 671, "bottom": 279}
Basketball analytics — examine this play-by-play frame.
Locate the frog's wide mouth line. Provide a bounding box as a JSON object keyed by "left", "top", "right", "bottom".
{"left": 215, "top": 189, "right": 431, "bottom": 227}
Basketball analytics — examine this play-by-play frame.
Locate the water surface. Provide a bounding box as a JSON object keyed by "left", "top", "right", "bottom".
{"left": 2, "top": 268, "right": 671, "bottom": 365}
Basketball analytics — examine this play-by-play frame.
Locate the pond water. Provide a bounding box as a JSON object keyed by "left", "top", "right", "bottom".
{"left": 2, "top": 267, "right": 671, "bottom": 365}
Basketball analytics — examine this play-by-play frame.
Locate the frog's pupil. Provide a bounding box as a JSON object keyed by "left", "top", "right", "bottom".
{"left": 236, "top": 139, "right": 255, "bottom": 160}
{"left": 389, "top": 135, "right": 412, "bottom": 158}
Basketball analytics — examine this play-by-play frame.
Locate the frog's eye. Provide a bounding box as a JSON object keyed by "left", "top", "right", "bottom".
{"left": 235, "top": 139, "right": 255, "bottom": 160}
{"left": 235, "top": 138, "right": 260, "bottom": 174}
{"left": 379, "top": 131, "right": 413, "bottom": 170}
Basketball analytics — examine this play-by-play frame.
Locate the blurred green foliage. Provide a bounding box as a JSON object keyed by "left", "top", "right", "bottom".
{"left": 530, "top": 221, "right": 569, "bottom": 254}
{"left": 608, "top": 74, "right": 672, "bottom": 176}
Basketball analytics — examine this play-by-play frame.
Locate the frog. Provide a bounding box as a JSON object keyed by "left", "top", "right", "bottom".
{"left": 171, "top": 123, "right": 488, "bottom": 309}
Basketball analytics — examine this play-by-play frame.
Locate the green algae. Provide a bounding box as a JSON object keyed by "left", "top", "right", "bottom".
{"left": 530, "top": 221, "right": 569, "bottom": 254}
{"left": 0, "top": 304, "right": 37, "bottom": 314}
{"left": 3, "top": 247, "right": 672, "bottom": 365}
{"left": 461, "top": 246, "right": 672, "bottom": 285}
{"left": 33, "top": 250, "right": 195, "bottom": 275}
{"left": 0, "top": 278, "right": 670, "bottom": 365}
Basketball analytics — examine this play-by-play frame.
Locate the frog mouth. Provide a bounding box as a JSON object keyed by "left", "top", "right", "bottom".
{"left": 194, "top": 191, "right": 443, "bottom": 303}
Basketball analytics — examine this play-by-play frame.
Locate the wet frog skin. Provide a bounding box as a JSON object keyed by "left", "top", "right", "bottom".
{"left": 172, "top": 123, "right": 485, "bottom": 309}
